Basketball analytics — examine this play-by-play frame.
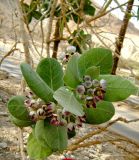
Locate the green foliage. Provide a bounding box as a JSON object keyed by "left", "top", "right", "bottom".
{"left": 7, "top": 96, "right": 29, "bottom": 120}
{"left": 78, "top": 48, "right": 113, "bottom": 76}
{"left": 10, "top": 115, "right": 34, "bottom": 127}
{"left": 27, "top": 131, "right": 52, "bottom": 159}
{"left": 99, "top": 75, "right": 138, "bottom": 101}
{"left": 64, "top": 54, "right": 81, "bottom": 88}
{"left": 20, "top": 63, "right": 54, "bottom": 103}
{"left": 83, "top": 0, "right": 96, "bottom": 16}
{"left": 8, "top": 95, "right": 34, "bottom": 127}
{"left": 85, "top": 66, "right": 100, "bottom": 79}
{"left": 35, "top": 120, "right": 68, "bottom": 151}
{"left": 7, "top": 46, "right": 138, "bottom": 159}
{"left": 68, "top": 30, "right": 91, "bottom": 53}
{"left": 54, "top": 87, "right": 84, "bottom": 116}
{"left": 85, "top": 101, "right": 115, "bottom": 124}
{"left": 37, "top": 58, "right": 64, "bottom": 91}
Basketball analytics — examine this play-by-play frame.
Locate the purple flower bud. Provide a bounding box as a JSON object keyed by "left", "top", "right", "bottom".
{"left": 47, "top": 102, "right": 55, "bottom": 112}
{"left": 24, "top": 99, "right": 31, "bottom": 107}
{"left": 59, "top": 52, "right": 66, "bottom": 60}
{"left": 37, "top": 108, "right": 45, "bottom": 116}
{"left": 62, "top": 109, "right": 71, "bottom": 116}
{"left": 83, "top": 75, "right": 91, "bottom": 81}
{"left": 50, "top": 114, "right": 61, "bottom": 126}
{"left": 42, "top": 105, "right": 47, "bottom": 112}
{"left": 100, "top": 79, "right": 107, "bottom": 90}
{"left": 87, "top": 88, "right": 94, "bottom": 95}
{"left": 92, "top": 79, "right": 100, "bottom": 87}
{"left": 67, "top": 122, "right": 75, "bottom": 131}
{"left": 78, "top": 115, "right": 86, "bottom": 123}
{"left": 66, "top": 46, "right": 76, "bottom": 53}
{"left": 76, "top": 85, "right": 85, "bottom": 94}
{"left": 84, "top": 81, "right": 92, "bottom": 88}
{"left": 60, "top": 119, "right": 67, "bottom": 126}
{"left": 86, "top": 96, "right": 93, "bottom": 101}
{"left": 29, "top": 111, "right": 37, "bottom": 121}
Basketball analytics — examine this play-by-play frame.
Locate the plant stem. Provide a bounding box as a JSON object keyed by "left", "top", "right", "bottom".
{"left": 46, "top": 0, "right": 57, "bottom": 58}
{"left": 52, "top": 20, "right": 60, "bottom": 59}
{"left": 112, "top": 0, "right": 134, "bottom": 74}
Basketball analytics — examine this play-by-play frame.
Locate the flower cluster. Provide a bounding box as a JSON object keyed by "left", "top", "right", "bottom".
{"left": 59, "top": 45, "right": 76, "bottom": 64}
{"left": 24, "top": 89, "right": 85, "bottom": 131}
{"left": 76, "top": 75, "right": 107, "bottom": 108}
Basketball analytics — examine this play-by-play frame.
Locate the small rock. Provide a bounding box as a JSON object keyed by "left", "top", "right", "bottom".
{"left": 0, "top": 70, "right": 9, "bottom": 80}
{"left": 0, "top": 142, "right": 8, "bottom": 149}
{"left": 83, "top": 156, "right": 90, "bottom": 160}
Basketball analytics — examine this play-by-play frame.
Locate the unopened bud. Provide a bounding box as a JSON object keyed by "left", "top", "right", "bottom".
{"left": 66, "top": 46, "right": 76, "bottom": 53}
{"left": 37, "top": 108, "right": 45, "bottom": 116}
{"left": 76, "top": 85, "right": 85, "bottom": 94}
{"left": 84, "top": 81, "right": 92, "bottom": 88}
{"left": 92, "top": 79, "right": 100, "bottom": 87}
{"left": 83, "top": 75, "right": 91, "bottom": 81}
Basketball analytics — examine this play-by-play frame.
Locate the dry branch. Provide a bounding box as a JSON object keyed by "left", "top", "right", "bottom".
{"left": 46, "top": 0, "right": 57, "bottom": 57}
{"left": 0, "top": 42, "right": 18, "bottom": 66}
{"left": 67, "top": 117, "right": 139, "bottom": 152}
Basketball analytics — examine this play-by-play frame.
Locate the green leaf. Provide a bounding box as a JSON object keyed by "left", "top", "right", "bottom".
{"left": 85, "top": 66, "right": 100, "bottom": 79}
{"left": 10, "top": 115, "right": 33, "bottom": 127}
{"left": 32, "top": 10, "right": 42, "bottom": 20}
{"left": 85, "top": 101, "right": 115, "bottom": 124}
{"left": 53, "top": 87, "right": 84, "bottom": 116}
{"left": 30, "top": 1, "right": 37, "bottom": 12}
{"left": 27, "top": 13, "right": 33, "bottom": 24}
{"left": 35, "top": 120, "right": 68, "bottom": 151}
{"left": 78, "top": 48, "right": 113, "bottom": 76}
{"left": 36, "top": 58, "right": 64, "bottom": 91}
{"left": 84, "top": 3, "right": 95, "bottom": 16}
{"left": 20, "top": 63, "right": 54, "bottom": 103}
{"left": 7, "top": 96, "right": 29, "bottom": 121}
{"left": 27, "top": 132, "right": 52, "bottom": 159}
{"left": 64, "top": 54, "right": 81, "bottom": 88}
{"left": 99, "top": 75, "right": 138, "bottom": 101}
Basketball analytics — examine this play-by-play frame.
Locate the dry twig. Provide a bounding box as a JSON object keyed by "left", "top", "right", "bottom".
{"left": 67, "top": 117, "right": 139, "bottom": 152}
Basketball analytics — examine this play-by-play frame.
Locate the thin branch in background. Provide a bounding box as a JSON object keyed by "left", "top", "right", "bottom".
{"left": 45, "top": 0, "right": 57, "bottom": 58}
{"left": 83, "top": 1, "right": 128, "bottom": 26}
{"left": 18, "top": 128, "right": 25, "bottom": 160}
{"left": 67, "top": 138, "right": 124, "bottom": 152}
{"left": 40, "top": 20, "right": 44, "bottom": 57}
{"left": 16, "top": 0, "right": 32, "bottom": 65}
{"left": 60, "top": 0, "right": 83, "bottom": 52}
{"left": 15, "top": 0, "right": 33, "bottom": 159}
{"left": 0, "top": 42, "right": 18, "bottom": 66}
{"left": 67, "top": 117, "right": 139, "bottom": 151}
{"left": 111, "top": 141, "right": 139, "bottom": 158}
{"left": 112, "top": 0, "right": 134, "bottom": 74}
{"left": 52, "top": 20, "right": 60, "bottom": 59}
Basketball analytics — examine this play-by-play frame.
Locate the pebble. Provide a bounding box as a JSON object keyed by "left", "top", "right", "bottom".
{"left": 0, "top": 142, "right": 8, "bottom": 149}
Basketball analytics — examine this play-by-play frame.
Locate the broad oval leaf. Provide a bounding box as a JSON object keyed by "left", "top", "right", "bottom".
{"left": 85, "top": 66, "right": 100, "bottom": 79}
{"left": 64, "top": 54, "right": 81, "bottom": 88}
{"left": 20, "top": 63, "right": 54, "bottom": 103}
{"left": 36, "top": 58, "right": 64, "bottom": 91}
{"left": 10, "top": 115, "right": 33, "bottom": 127}
{"left": 35, "top": 120, "right": 68, "bottom": 151}
{"left": 99, "top": 75, "right": 138, "bottom": 101}
{"left": 27, "top": 132, "right": 52, "bottom": 159}
{"left": 53, "top": 87, "right": 84, "bottom": 116}
{"left": 78, "top": 48, "right": 113, "bottom": 76}
{"left": 8, "top": 96, "right": 29, "bottom": 121}
{"left": 85, "top": 101, "right": 115, "bottom": 124}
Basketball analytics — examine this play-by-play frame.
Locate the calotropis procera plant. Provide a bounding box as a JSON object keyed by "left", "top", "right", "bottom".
{"left": 7, "top": 48, "right": 137, "bottom": 159}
